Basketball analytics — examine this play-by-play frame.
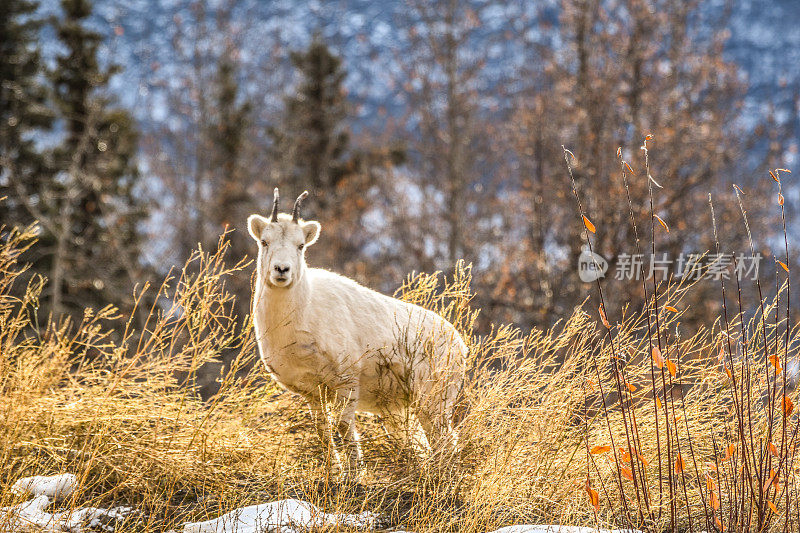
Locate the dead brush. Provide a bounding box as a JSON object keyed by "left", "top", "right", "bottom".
{"left": 559, "top": 137, "right": 800, "bottom": 533}
{"left": 1, "top": 147, "right": 799, "bottom": 532}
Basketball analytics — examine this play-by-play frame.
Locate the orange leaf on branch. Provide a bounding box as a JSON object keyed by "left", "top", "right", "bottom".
{"left": 665, "top": 359, "right": 677, "bottom": 377}
{"left": 769, "top": 353, "right": 782, "bottom": 373}
{"left": 590, "top": 445, "right": 611, "bottom": 455}
{"left": 768, "top": 441, "right": 779, "bottom": 458}
{"left": 723, "top": 444, "right": 736, "bottom": 461}
{"left": 674, "top": 454, "right": 686, "bottom": 474}
{"left": 618, "top": 447, "right": 631, "bottom": 462}
{"left": 652, "top": 346, "right": 665, "bottom": 369}
{"left": 599, "top": 304, "right": 610, "bottom": 328}
{"left": 585, "top": 482, "right": 599, "bottom": 512}
{"left": 782, "top": 395, "right": 794, "bottom": 417}
{"left": 583, "top": 215, "right": 596, "bottom": 234}
{"left": 764, "top": 469, "right": 779, "bottom": 491}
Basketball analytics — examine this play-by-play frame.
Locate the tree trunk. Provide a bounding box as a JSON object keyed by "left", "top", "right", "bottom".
{"left": 50, "top": 193, "right": 73, "bottom": 320}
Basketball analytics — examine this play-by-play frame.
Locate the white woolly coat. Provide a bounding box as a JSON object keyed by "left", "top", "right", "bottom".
{"left": 252, "top": 267, "right": 467, "bottom": 417}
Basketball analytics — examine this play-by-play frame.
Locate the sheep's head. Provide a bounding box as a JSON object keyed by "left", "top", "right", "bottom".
{"left": 247, "top": 188, "right": 320, "bottom": 288}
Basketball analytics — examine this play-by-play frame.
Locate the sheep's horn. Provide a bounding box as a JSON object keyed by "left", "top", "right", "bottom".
{"left": 292, "top": 190, "right": 309, "bottom": 222}
{"left": 270, "top": 188, "right": 280, "bottom": 222}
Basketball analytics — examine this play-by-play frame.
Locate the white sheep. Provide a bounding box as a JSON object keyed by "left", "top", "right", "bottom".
{"left": 247, "top": 189, "right": 467, "bottom": 476}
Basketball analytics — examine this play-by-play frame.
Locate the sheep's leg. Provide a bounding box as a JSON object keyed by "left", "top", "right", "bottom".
{"left": 439, "top": 393, "right": 460, "bottom": 449}
{"left": 381, "top": 413, "right": 406, "bottom": 443}
{"left": 382, "top": 410, "right": 415, "bottom": 443}
{"left": 417, "top": 405, "right": 456, "bottom": 454}
{"left": 332, "top": 391, "right": 363, "bottom": 479}
{"left": 416, "top": 410, "right": 438, "bottom": 452}
{"left": 382, "top": 410, "right": 428, "bottom": 454}
{"left": 308, "top": 401, "right": 343, "bottom": 475}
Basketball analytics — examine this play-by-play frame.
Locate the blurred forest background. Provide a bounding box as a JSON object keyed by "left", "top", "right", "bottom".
{"left": 2, "top": 0, "right": 800, "bottom": 342}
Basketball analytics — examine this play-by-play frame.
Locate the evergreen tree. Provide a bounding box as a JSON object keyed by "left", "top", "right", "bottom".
{"left": 0, "top": 0, "right": 52, "bottom": 229}
{"left": 43, "top": 0, "right": 146, "bottom": 321}
{"left": 270, "top": 36, "right": 403, "bottom": 280}
{"left": 210, "top": 52, "right": 252, "bottom": 248}
{"left": 270, "top": 36, "right": 353, "bottom": 213}
{"left": 208, "top": 48, "right": 254, "bottom": 323}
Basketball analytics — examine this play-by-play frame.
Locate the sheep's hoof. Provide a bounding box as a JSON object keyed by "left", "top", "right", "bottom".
{"left": 338, "top": 470, "right": 364, "bottom": 485}
{"left": 335, "top": 462, "right": 364, "bottom": 484}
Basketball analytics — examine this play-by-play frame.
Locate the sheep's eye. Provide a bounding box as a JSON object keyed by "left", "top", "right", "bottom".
{"left": 260, "top": 240, "right": 268, "bottom": 248}
{"left": 298, "top": 243, "right": 304, "bottom": 251}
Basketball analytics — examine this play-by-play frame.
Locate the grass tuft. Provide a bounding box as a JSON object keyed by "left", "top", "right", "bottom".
{"left": 2, "top": 154, "right": 799, "bottom": 532}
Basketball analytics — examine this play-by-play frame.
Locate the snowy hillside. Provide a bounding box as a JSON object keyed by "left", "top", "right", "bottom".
{"left": 34, "top": 0, "right": 800, "bottom": 142}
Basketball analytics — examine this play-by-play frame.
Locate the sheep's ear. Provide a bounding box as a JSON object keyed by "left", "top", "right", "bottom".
{"left": 301, "top": 220, "right": 321, "bottom": 246}
{"left": 248, "top": 215, "right": 268, "bottom": 241}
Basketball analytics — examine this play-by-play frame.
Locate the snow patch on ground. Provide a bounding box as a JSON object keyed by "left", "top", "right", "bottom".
{"left": 182, "top": 498, "right": 378, "bottom": 533}
{"left": 1, "top": 474, "right": 131, "bottom": 533}
{"left": 11, "top": 474, "right": 77, "bottom": 501}
{"left": 1, "top": 473, "right": 642, "bottom": 533}
{"left": 182, "top": 504, "right": 642, "bottom": 533}
{"left": 392, "top": 525, "right": 641, "bottom": 533}
{"left": 490, "top": 527, "right": 639, "bottom": 533}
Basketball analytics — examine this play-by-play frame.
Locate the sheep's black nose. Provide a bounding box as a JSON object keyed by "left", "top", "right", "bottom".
{"left": 274, "top": 264, "right": 290, "bottom": 275}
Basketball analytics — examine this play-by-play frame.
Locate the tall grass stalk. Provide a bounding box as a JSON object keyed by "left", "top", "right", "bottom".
{"left": 1, "top": 150, "right": 798, "bottom": 531}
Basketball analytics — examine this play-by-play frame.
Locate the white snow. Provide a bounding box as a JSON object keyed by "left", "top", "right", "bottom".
{"left": 181, "top": 501, "right": 643, "bottom": 533}
{"left": 391, "top": 528, "right": 637, "bottom": 533}
{"left": 182, "top": 498, "right": 377, "bottom": 533}
{"left": 490, "top": 527, "right": 639, "bottom": 533}
{"left": 1, "top": 473, "right": 640, "bottom": 533}
{"left": 0, "top": 495, "right": 54, "bottom": 532}
{"left": 0, "top": 495, "right": 131, "bottom": 533}
{"left": 1, "top": 474, "right": 131, "bottom": 533}
{"left": 11, "top": 474, "right": 77, "bottom": 501}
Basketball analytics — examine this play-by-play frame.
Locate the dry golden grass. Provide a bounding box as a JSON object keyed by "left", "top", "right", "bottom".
{"left": 1, "top": 210, "right": 799, "bottom": 532}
